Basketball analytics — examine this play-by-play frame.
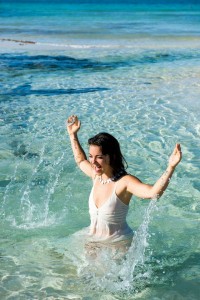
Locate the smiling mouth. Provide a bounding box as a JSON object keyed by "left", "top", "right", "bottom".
{"left": 93, "top": 165, "right": 102, "bottom": 173}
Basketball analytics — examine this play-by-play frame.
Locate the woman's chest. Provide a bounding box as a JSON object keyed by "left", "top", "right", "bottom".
{"left": 93, "top": 183, "right": 115, "bottom": 209}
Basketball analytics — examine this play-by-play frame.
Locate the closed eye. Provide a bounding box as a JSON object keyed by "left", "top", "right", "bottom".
{"left": 88, "top": 155, "right": 104, "bottom": 159}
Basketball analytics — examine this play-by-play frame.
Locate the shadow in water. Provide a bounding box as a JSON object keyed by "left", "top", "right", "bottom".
{"left": 1, "top": 84, "right": 109, "bottom": 97}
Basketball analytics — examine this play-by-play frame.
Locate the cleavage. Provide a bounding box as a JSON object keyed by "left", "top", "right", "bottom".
{"left": 93, "top": 182, "right": 115, "bottom": 209}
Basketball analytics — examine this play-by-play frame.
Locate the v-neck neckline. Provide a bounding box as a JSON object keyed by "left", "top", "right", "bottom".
{"left": 92, "top": 182, "right": 116, "bottom": 210}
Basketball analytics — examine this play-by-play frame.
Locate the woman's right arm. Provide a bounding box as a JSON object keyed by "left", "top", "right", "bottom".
{"left": 66, "top": 115, "right": 93, "bottom": 177}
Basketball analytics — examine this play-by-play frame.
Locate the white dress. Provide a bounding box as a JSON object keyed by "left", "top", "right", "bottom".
{"left": 88, "top": 179, "right": 133, "bottom": 245}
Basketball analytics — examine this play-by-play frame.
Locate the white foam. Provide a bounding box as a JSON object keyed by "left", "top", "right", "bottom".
{"left": 1, "top": 38, "right": 200, "bottom": 53}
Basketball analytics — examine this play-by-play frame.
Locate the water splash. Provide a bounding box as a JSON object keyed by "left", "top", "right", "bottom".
{"left": 2, "top": 136, "right": 66, "bottom": 229}
{"left": 43, "top": 151, "right": 65, "bottom": 226}
{"left": 19, "top": 145, "right": 46, "bottom": 224}
{"left": 118, "top": 200, "right": 158, "bottom": 291}
{"left": 76, "top": 200, "right": 157, "bottom": 294}
{"left": 1, "top": 160, "right": 19, "bottom": 218}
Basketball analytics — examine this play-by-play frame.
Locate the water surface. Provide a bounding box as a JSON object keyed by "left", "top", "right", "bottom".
{"left": 0, "top": 1, "right": 200, "bottom": 299}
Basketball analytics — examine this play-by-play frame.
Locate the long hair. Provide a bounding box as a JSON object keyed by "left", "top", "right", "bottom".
{"left": 88, "top": 132, "right": 128, "bottom": 179}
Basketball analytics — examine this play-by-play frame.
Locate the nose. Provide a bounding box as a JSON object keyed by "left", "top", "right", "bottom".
{"left": 90, "top": 157, "right": 97, "bottom": 165}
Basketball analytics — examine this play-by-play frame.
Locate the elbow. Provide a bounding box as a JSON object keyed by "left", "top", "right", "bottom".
{"left": 143, "top": 194, "right": 159, "bottom": 201}
{"left": 150, "top": 191, "right": 164, "bottom": 200}
{"left": 141, "top": 193, "right": 159, "bottom": 200}
{"left": 150, "top": 194, "right": 161, "bottom": 201}
{"left": 147, "top": 187, "right": 163, "bottom": 200}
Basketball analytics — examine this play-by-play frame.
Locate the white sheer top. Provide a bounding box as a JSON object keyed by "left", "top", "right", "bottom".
{"left": 88, "top": 179, "right": 133, "bottom": 243}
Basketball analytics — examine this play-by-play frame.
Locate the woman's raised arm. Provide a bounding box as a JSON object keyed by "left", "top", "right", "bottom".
{"left": 126, "top": 143, "right": 182, "bottom": 199}
{"left": 66, "top": 115, "right": 93, "bottom": 177}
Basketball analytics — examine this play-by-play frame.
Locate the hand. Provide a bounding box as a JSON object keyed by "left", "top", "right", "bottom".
{"left": 66, "top": 115, "right": 80, "bottom": 135}
{"left": 168, "top": 143, "right": 182, "bottom": 168}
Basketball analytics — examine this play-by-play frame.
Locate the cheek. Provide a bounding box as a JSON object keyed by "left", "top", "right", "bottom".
{"left": 104, "top": 156, "right": 110, "bottom": 165}
{"left": 97, "top": 159, "right": 104, "bottom": 165}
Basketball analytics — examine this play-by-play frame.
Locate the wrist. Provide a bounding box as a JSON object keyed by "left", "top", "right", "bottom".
{"left": 69, "top": 132, "right": 77, "bottom": 138}
{"left": 167, "top": 164, "right": 176, "bottom": 172}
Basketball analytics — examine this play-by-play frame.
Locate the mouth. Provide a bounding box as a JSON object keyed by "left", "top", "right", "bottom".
{"left": 93, "top": 165, "right": 102, "bottom": 174}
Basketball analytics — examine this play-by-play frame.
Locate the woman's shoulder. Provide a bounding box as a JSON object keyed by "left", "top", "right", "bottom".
{"left": 119, "top": 174, "right": 142, "bottom": 185}
{"left": 122, "top": 173, "right": 141, "bottom": 180}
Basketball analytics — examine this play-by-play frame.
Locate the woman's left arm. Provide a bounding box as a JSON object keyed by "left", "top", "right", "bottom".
{"left": 126, "top": 143, "right": 182, "bottom": 199}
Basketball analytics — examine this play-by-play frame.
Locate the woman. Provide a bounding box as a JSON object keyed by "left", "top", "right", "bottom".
{"left": 66, "top": 115, "right": 182, "bottom": 253}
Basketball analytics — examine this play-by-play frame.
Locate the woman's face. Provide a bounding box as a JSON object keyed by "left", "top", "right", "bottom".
{"left": 88, "top": 145, "right": 111, "bottom": 176}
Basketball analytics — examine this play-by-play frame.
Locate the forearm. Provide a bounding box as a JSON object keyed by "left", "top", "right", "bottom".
{"left": 69, "top": 133, "right": 87, "bottom": 165}
{"left": 150, "top": 165, "right": 175, "bottom": 199}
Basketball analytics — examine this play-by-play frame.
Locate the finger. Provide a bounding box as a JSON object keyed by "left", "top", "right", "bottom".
{"left": 67, "top": 115, "right": 73, "bottom": 122}
{"left": 71, "top": 115, "right": 78, "bottom": 122}
{"left": 178, "top": 145, "right": 182, "bottom": 158}
{"left": 173, "top": 143, "right": 180, "bottom": 154}
{"left": 67, "top": 115, "right": 76, "bottom": 126}
{"left": 172, "top": 144, "right": 178, "bottom": 155}
{"left": 175, "top": 144, "right": 182, "bottom": 161}
{"left": 176, "top": 143, "right": 182, "bottom": 155}
{"left": 67, "top": 117, "right": 71, "bottom": 125}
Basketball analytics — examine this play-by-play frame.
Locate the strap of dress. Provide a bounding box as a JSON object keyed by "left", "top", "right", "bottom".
{"left": 113, "top": 181, "right": 119, "bottom": 194}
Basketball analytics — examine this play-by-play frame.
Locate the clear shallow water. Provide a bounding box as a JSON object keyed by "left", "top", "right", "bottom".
{"left": 0, "top": 1, "right": 200, "bottom": 299}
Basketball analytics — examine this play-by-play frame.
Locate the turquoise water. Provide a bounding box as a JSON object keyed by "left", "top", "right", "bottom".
{"left": 0, "top": 1, "right": 200, "bottom": 299}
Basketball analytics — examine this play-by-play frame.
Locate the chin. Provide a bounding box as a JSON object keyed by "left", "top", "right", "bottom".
{"left": 94, "top": 168, "right": 102, "bottom": 175}
{"left": 95, "top": 171, "right": 102, "bottom": 176}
